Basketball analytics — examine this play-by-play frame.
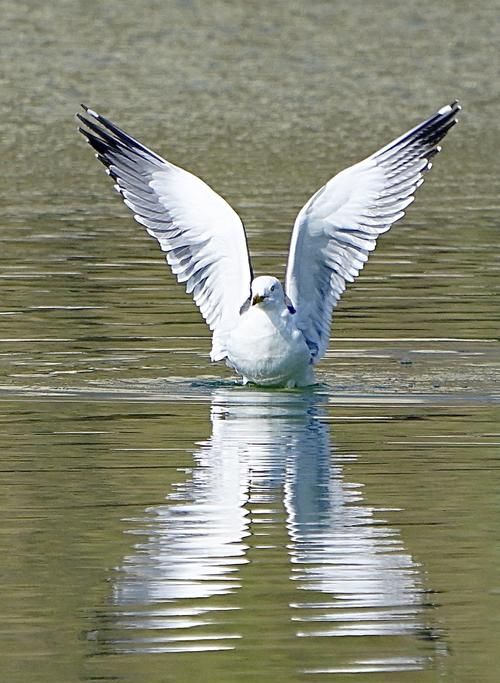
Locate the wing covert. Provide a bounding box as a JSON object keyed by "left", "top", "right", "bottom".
{"left": 285, "top": 101, "right": 460, "bottom": 361}
{"left": 78, "top": 106, "right": 253, "bottom": 361}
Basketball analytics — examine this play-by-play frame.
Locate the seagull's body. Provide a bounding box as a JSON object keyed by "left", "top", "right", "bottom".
{"left": 226, "top": 277, "right": 314, "bottom": 387}
{"left": 78, "top": 101, "right": 460, "bottom": 387}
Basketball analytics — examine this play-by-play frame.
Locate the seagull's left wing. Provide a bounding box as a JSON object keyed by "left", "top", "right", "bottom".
{"left": 285, "top": 101, "right": 460, "bottom": 362}
{"left": 77, "top": 106, "right": 253, "bottom": 362}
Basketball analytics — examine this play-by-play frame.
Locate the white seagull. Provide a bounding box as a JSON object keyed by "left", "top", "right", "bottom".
{"left": 78, "top": 101, "right": 460, "bottom": 388}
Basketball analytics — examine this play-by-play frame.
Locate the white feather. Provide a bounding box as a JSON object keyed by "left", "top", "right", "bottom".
{"left": 285, "top": 101, "right": 461, "bottom": 362}
{"left": 78, "top": 108, "right": 252, "bottom": 362}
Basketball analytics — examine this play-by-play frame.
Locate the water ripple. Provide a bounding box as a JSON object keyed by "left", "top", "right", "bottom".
{"left": 92, "top": 389, "right": 442, "bottom": 671}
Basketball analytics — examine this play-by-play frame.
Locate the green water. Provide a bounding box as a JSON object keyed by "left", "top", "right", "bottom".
{"left": 1, "top": 1, "right": 499, "bottom": 682}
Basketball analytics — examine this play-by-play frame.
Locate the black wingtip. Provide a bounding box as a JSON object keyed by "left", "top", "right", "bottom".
{"left": 445, "top": 100, "right": 461, "bottom": 121}
{"left": 76, "top": 106, "right": 166, "bottom": 165}
{"left": 439, "top": 101, "right": 461, "bottom": 117}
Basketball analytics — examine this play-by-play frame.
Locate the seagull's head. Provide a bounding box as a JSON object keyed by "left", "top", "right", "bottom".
{"left": 251, "top": 276, "right": 285, "bottom": 308}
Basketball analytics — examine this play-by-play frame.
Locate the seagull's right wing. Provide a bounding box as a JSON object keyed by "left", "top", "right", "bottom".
{"left": 78, "top": 106, "right": 253, "bottom": 362}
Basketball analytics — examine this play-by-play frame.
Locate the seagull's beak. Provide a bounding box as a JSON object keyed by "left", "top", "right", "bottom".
{"left": 252, "top": 294, "right": 266, "bottom": 305}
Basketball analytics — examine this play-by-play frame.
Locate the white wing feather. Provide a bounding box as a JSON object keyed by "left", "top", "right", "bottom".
{"left": 78, "top": 107, "right": 253, "bottom": 361}
{"left": 285, "top": 101, "right": 460, "bottom": 361}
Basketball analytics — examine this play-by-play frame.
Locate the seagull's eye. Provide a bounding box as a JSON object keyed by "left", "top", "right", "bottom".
{"left": 271, "top": 284, "right": 275, "bottom": 292}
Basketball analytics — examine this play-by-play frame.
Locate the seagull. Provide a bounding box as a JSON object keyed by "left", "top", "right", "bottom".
{"left": 78, "top": 101, "right": 460, "bottom": 388}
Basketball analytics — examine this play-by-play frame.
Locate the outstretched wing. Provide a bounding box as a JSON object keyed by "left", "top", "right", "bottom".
{"left": 77, "top": 106, "right": 253, "bottom": 362}
{"left": 285, "top": 101, "right": 460, "bottom": 361}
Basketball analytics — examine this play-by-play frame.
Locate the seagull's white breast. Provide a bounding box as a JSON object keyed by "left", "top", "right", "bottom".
{"left": 226, "top": 304, "right": 313, "bottom": 387}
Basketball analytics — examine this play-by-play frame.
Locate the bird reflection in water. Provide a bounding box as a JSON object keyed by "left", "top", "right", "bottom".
{"left": 101, "top": 389, "right": 443, "bottom": 673}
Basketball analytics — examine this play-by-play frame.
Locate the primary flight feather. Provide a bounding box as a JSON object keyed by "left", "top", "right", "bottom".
{"left": 78, "top": 101, "right": 460, "bottom": 387}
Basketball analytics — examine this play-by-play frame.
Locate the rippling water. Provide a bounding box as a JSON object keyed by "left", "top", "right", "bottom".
{"left": 1, "top": 1, "right": 500, "bottom": 682}
{"left": 2, "top": 387, "right": 499, "bottom": 683}
{"left": 105, "top": 391, "right": 439, "bottom": 667}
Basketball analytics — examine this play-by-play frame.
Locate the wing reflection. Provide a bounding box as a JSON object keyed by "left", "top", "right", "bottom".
{"left": 104, "top": 388, "right": 440, "bottom": 670}
{"left": 285, "top": 416, "right": 424, "bottom": 634}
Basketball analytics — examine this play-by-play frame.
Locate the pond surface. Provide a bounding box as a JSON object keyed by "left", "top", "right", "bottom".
{"left": 1, "top": 1, "right": 500, "bottom": 682}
